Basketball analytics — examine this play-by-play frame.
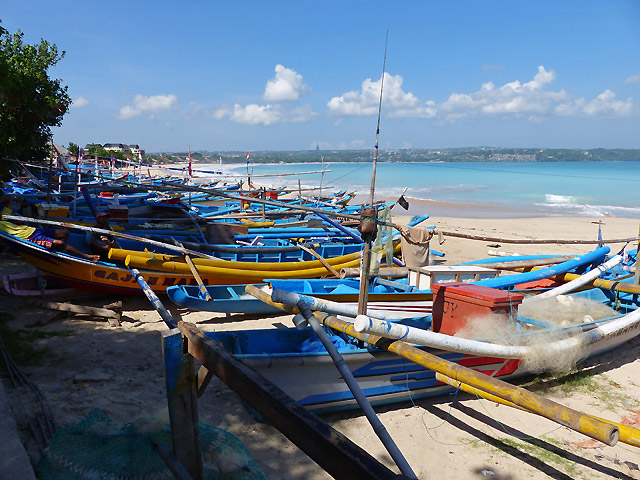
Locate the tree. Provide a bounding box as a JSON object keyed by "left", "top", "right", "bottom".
{"left": 0, "top": 22, "right": 71, "bottom": 171}
{"left": 67, "top": 142, "right": 79, "bottom": 155}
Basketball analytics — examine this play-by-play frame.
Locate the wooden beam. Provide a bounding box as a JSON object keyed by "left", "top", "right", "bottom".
{"left": 297, "top": 244, "right": 341, "bottom": 278}
{"left": 175, "top": 321, "right": 403, "bottom": 480}
{"left": 162, "top": 330, "right": 203, "bottom": 480}
{"left": 36, "top": 301, "right": 121, "bottom": 326}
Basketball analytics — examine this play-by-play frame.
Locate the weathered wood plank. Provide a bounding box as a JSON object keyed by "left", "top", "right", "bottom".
{"left": 176, "top": 321, "right": 404, "bottom": 480}
{"left": 162, "top": 330, "right": 203, "bottom": 480}
{"left": 37, "top": 301, "right": 120, "bottom": 320}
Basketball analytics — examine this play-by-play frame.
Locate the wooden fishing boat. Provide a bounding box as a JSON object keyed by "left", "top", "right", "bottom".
{"left": 165, "top": 247, "right": 619, "bottom": 318}
{"left": 167, "top": 283, "right": 283, "bottom": 314}
{"left": 0, "top": 229, "right": 368, "bottom": 295}
{"left": 166, "top": 278, "right": 433, "bottom": 317}
{"left": 204, "top": 284, "right": 640, "bottom": 413}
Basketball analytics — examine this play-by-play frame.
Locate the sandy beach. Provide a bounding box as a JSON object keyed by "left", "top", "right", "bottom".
{"left": 2, "top": 210, "right": 640, "bottom": 479}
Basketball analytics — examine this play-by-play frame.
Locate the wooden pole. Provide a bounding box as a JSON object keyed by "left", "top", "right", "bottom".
{"left": 358, "top": 31, "right": 388, "bottom": 316}
{"left": 162, "top": 329, "right": 203, "bottom": 480}
{"left": 435, "top": 372, "right": 640, "bottom": 448}
{"left": 174, "top": 238, "right": 212, "bottom": 302}
{"left": 3, "top": 215, "right": 217, "bottom": 260}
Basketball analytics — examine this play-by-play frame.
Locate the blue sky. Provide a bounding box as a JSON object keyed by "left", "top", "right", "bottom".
{"left": 3, "top": 0, "right": 640, "bottom": 152}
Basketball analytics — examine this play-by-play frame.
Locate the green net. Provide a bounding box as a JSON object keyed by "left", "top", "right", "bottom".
{"left": 372, "top": 205, "right": 394, "bottom": 267}
{"left": 36, "top": 409, "right": 265, "bottom": 480}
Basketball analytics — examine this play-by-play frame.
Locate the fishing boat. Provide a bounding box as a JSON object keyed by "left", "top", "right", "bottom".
{"left": 166, "top": 277, "right": 433, "bottom": 317}
{"left": 0, "top": 226, "right": 374, "bottom": 294}
{"left": 165, "top": 247, "right": 615, "bottom": 317}
{"left": 203, "top": 281, "right": 640, "bottom": 413}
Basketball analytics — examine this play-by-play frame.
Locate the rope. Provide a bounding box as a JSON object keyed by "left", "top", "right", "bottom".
{"left": 437, "top": 229, "right": 640, "bottom": 245}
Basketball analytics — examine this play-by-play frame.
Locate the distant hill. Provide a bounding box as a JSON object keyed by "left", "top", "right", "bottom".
{"left": 145, "top": 147, "right": 640, "bottom": 165}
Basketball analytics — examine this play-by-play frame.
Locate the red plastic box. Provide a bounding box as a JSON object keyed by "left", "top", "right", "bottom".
{"left": 107, "top": 205, "right": 129, "bottom": 222}
{"left": 431, "top": 283, "right": 524, "bottom": 335}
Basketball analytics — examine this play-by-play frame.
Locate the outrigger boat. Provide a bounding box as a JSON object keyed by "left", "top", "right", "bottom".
{"left": 0, "top": 227, "right": 375, "bottom": 294}
{"left": 167, "top": 277, "right": 433, "bottom": 317}
{"left": 165, "top": 247, "right": 616, "bottom": 317}
{"left": 202, "top": 275, "right": 640, "bottom": 413}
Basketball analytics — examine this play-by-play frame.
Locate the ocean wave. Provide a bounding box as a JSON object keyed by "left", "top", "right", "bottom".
{"left": 536, "top": 194, "right": 640, "bottom": 218}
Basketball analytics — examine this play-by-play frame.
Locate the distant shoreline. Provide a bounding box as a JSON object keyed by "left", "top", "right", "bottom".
{"left": 363, "top": 194, "right": 597, "bottom": 220}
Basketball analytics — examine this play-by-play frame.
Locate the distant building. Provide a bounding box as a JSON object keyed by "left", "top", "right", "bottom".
{"left": 103, "top": 143, "right": 145, "bottom": 155}
{"left": 103, "top": 143, "right": 127, "bottom": 152}
{"left": 129, "top": 145, "right": 145, "bottom": 155}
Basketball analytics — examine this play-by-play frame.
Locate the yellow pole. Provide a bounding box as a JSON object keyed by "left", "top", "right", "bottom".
{"left": 435, "top": 372, "right": 640, "bottom": 448}
{"left": 553, "top": 272, "right": 640, "bottom": 295}
{"left": 321, "top": 314, "right": 619, "bottom": 446}
{"left": 184, "top": 254, "right": 212, "bottom": 302}
{"left": 245, "top": 284, "right": 299, "bottom": 314}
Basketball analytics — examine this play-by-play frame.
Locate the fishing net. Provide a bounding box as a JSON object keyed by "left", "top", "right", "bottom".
{"left": 36, "top": 409, "right": 264, "bottom": 480}
{"left": 372, "top": 206, "right": 394, "bottom": 267}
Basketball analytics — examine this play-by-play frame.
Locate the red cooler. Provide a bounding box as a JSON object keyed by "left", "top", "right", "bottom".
{"left": 431, "top": 283, "right": 524, "bottom": 335}
{"left": 108, "top": 205, "right": 129, "bottom": 222}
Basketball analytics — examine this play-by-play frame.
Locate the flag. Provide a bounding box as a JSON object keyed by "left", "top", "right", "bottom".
{"left": 246, "top": 152, "right": 250, "bottom": 165}
{"left": 397, "top": 195, "right": 409, "bottom": 210}
{"left": 188, "top": 146, "right": 192, "bottom": 176}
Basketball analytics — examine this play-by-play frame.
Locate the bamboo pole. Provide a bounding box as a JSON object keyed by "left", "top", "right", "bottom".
{"left": 358, "top": 31, "right": 388, "bottom": 316}
{"left": 435, "top": 372, "right": 640, "bottom": 448}
{"left": 2, "top": 215, "right": 216, "bottom": 260}
{"left": 297, "top": 244, "right": 341, "bottom": 278}
{"left": 245, "top": 284, "right": 299, "bottom": 314}
{"left": 184, "top": 254, "right": 212, "bottom": 302}
{"left": 438, "top": 230, "right": 640, "bottom": 245}
{"left": 320, "top": 314, "right": 619, "bottom": 446}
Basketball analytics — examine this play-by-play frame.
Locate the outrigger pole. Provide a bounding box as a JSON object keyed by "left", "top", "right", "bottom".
{"left": 358, "top": 30, "right": 388, "bottom": 315}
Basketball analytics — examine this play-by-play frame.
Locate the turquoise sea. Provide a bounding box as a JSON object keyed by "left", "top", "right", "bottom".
{"left": 197, "top": 161, "right": 640, "bottom": 219}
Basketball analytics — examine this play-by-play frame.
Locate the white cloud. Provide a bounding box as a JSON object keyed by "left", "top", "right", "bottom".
{"left": 327, "top": 72, "right": 431, "bottom": 117}
{"left": 555, "top": 90, "right": 637, "bottom": 118}
{"left": 71, "top": 96, "right": 89, "bottom": 108}
{"left": 118, "top": 94, "right": 178, "bottom": 119}
{"left": 263, "top": 65, "right": 311, "bottom": 102}
{"left": 216, "top": 104, "right": 283, "bottom": 126}
{"left": 439, "top": 66, "right": 637, "bottom": 121}
{"left": 441, "top": 66, "right": 568, "bottom": 120}
{"left": 213, "top": 102, "right": 316, "bottom": 125}
{"left": 625, "top": 74, "right": 640, "bottom": 85}
{"left": 328, "top": 66, "right": 637, "bottom": 123}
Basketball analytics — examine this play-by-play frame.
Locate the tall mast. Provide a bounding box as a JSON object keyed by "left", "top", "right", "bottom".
{"left": 358, "top": 31, "right": 388, "bottom": 316}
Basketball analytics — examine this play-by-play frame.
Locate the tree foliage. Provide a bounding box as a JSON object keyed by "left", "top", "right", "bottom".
{"left": 0, "top": 22, "right": 71, "bottom": 166}
{"left": 67, "top": 142, "right": 79, "bottom": 155}
{"left": 85, "top": 143, "right": 126, "bottom": 160}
